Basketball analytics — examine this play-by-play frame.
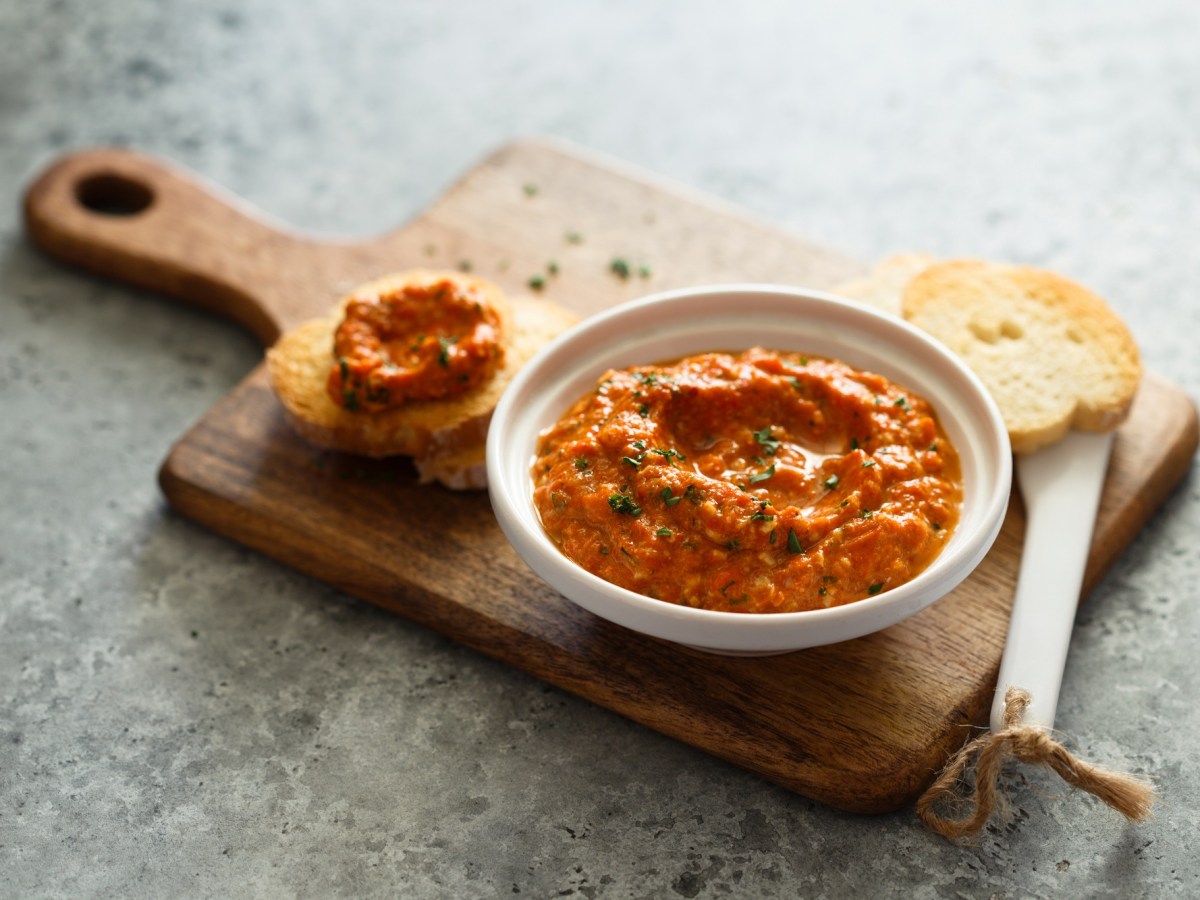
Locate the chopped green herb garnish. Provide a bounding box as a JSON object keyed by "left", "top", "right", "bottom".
{"left": 749, "top": 502, "right": 774, "bottom": 522}
{"left": 621, "top": 456, "right": 641, "bottom": 468}
{"left": 684, "top": 484, "right": 703, "bottom": 504}
{"left": 726, "top": 539, "right": 740, "bottom": 552}
{"left": 574, "top": 457, "right": 589, "bottom": 471}
{"left": 868, "top": 583, "right": 884, "bottom": 595}
{"left": 769, "top": 529, "right": 777, "bottom": 544}
{"left": 931, "top": 521, "right": 942, "bottom": 531}
{"left": 528, "top": 274, "right": 546, "bottom": 291}
{"left": 632, "top": 440, "right": 646, "bottom": 451}
{"left": 752, "top": 426, "right": 781, "bottom": 456}
{"left": 458, "top": 259, "right": 472, "bottom": 272}
{"left": 895, "top": 396, "right": 909, "bottom": 410}
{"left": 343, "top": 390, "right": 359, "bottom": 411}
{"left": 437, "top": 335, "right": 458, "bottom": 367}
{"left": 610, "top": 258, "right": 631, "bottom": 279}
{"left": 338, "top": 358, "right": 349, "bottom": 381}
{"left": 861, "top": 509, "right": 873, "bottom": 519}
{"left": 608, "top": 494, "right": 642, "bottom": 516}
{"left": 551, "top": 492, "right": 568, "bottom": 510}
{"left": 851, "top": 437, "right": 860, "bottom": 450}
{"left": 656, "top": 527, "right": 672, "bottom": 538}
{"left": 651, "top": 448, "right": 685, "bottom": 465}
{"left": 660, "top": 487, "right": 681, "bottom": 506}
{"left": 823, "top": 474, "right": 839, "bottom": 491}
{"left": 637, "top": 403, "right": 649, "bottom": 417}
{"left": 547, "top": 260, "right": 559, "bottom": 276}
{"left": 720, "top": 580, "right": 736, "bottom": 595}
{"left": 787, "top": 528, "right": 803, "bottom": 554}
{"left": 748, "top": 464, "right": 776, "bottom": 484}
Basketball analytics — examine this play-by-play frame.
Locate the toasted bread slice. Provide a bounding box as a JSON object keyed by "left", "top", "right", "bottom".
{"left": 901, "top": 260, "right": 1141, "bottom": 453}
{"left": 414, "top": 441, "right": 488, "bottom": 491}
{"left": 831, "top": 252, "right": 936, "bottom": 316}
{"left": 266, "top": 271, "right": 578, "bottom": 472}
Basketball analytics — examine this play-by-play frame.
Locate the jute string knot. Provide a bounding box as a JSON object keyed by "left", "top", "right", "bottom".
{"left": 916, "top": 687, "right": 1156, "bottom": 840}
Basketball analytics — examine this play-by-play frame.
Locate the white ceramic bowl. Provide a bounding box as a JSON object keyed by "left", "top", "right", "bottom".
{"left": 487, "top": 285, "right": 1011, "bottom": 654}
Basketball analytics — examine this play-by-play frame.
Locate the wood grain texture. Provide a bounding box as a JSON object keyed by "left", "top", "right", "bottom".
{"left": 22, "top": 138, "right": 1199, "bottom": 813}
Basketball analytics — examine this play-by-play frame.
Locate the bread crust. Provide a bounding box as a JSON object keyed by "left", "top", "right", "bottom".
{"left": 266, "top": 270, "right": 577, "bottom": 481}
{"left": 831, "top": 252, "right": 936, "bottom": 317}
{"left": 901, "top": 260, "right": 1141, "bottom": 453}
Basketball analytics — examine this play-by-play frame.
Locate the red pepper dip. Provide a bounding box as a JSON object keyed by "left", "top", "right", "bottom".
{"left": 532, "top": 348, "right": 962, "bottom": 613}
{"left": 326, "top": 276, "right": 505, "bottom": 412}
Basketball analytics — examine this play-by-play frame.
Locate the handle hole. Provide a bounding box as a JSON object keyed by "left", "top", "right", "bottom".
{"left": 75, "top": 174, "right": 155, "bottom": 216}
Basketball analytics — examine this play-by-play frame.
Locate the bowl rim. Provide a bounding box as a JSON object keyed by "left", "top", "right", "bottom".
{"left": 486, "top": 283, "right": 1012, "bottom": 652}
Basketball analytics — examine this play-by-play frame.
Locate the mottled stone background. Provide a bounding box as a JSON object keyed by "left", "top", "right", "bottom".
{"left": 1, "top": 1, "right": 1197, "bottom": 897}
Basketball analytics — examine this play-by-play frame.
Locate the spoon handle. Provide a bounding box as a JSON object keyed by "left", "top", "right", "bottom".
{"left": 990, "top": 430, "right": 1114, "bottom": 732}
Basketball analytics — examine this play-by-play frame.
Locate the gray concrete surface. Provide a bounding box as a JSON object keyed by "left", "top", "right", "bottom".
{"left": 2, "top": 1, "right": 1198, "bottom": 897}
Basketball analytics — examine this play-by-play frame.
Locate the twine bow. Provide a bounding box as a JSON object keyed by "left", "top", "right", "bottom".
{"left": 916, "top": 687, "right": 1156, "bottom": 839}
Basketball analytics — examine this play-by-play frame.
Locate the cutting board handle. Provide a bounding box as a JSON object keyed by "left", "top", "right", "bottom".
{"left": 22, "top": 147, "right": 317, "bottom": 345}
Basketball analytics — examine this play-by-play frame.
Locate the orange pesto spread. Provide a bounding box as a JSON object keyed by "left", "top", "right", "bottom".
{"left": 326, "top": 277, "right": 504, "bottom": 412}
{"left": 531, "top": 348, "right": 962, "bottom": 614}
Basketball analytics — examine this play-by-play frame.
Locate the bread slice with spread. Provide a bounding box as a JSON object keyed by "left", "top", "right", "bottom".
{"left": 266, "top": 269, "right": 577, "bottom": 487}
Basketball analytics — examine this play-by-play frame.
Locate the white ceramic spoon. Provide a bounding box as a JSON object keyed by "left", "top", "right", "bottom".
{"left": 990, "top": 430, "right": 1114, "bottom": 732}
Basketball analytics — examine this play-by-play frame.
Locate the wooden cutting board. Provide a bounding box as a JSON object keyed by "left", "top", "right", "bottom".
{"left": 23, "top": 139, "right": 1198, "bottom": 813}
